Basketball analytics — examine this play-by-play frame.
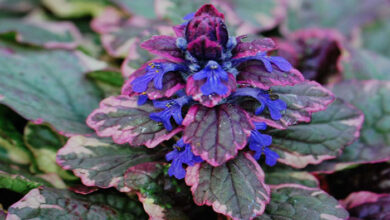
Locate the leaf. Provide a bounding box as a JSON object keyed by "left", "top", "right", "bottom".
{"left": 186, "top": 152, "right": 270, "bottom": 220}
{"left": 283, "top": 0, "right": 390, "bottom": 36}
{"left": 7, "top": 187, "right": 147, "bottom": 219}
{"left": 0, "top": 41, "right": 106, "bottom": 135}
{"left": 57, "top": 134, "right": 162, "bottom": 192}
{"left": 91, "top": 7, "right": 172, "bottom": 58}
{"left": 309, "top": 80, "right": 390, "bottom": 173}
{"left": 110, "top": 0, "right": 157, "bottom": 19}
{"left": 41, "top": 0, "right": 107, "bottom": 18}
{"left": 0, "top": 105, "right": 31, "bottom": 165}
{"left": 341, "top": 191, "right": 390, "bottom": 219}
{"left": 264, "top": 168, "right": 319, "bottom": 188}
{"left": 141, "top": 35, "right": 184, "bottom": 63}
{"left": 253, "top": 81, "right": 335, "bottom": 129}
{"left": 0, "top": 0, "right": 39, "bottom": 12}
{"left": 183, "top": 104, "right": 253, "bottom": 166}
{"left": 124, "top": 163, "right": 190, "bottom": 219}
{"left": 268, "top": 98, "right": 364, "bottom": 168}
{"left": 0, "top": 161, "right": 49, "bottom": 194}
{"left": 87, "top": 70, "right": 124, "bottom": 97}
{"left": 24, "top": 123, "right": 76, "bottom": 180}
{"left": 361, "top": 17, "right": 390, "bottom": 58}
{"left": 86, "top": 95, "right": 182, "bottom": 148}
{"left": 255, "top": 184, "right": 349, "bottom": 220}
{"left": 0, "top": 18, "right": 81, "bottom": 49}
{"left": 343, "top": 47, "right": 390, "bottom": 80}
{"left": 276, "top": 28, "right": 343, "bottom": 84}
{"left": 237, "top": 61, "right": 304, "bottom": 90}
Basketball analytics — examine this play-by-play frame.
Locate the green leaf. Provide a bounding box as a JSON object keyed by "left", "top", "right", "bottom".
{"left": 283, "top": 0, "right": 390, "bottom": 36}
{"left": 361, "top": 17, "right": 390, "bottom": 58}
{"left": 110, "top": 0, "right": 156, "bottom": 19}
{"left": 0, "top": 40, "right": 105, "bottom": 135}
{"left": 186, "top": 152, "right": 270, "bottom": 220}
{"left": 7, "top": 187, "right": 147, "bottom": 219}
{"left": 0, "top": 18, "right": 81, "bottom": 49}
{"left": 0, "top": 105, "right": 31, "bottom": 165}
{"left": 255, "top": 184, "right": 349, "bottom": 220}
{"left": 24, "top": 123, "right": 76, "bottom": 180}
{"left": 269, "top": 98, "right": 363, "bottom": 168}
{"left": 0, "top": 0, "right": 39, "bottom": 13}
{"left": 57, "top": 135, "right": 163, "bottom": 192}
{"left": 87, "top": 70, "right": 124, "bottom": 97}
{"left": 265, "top": 168, "right": 319, "bottom": 188}
{"left": 0, "top": 161, "right": 50, "bottom": 194}
{"left": 343, "top": 47, "right": 390, "bottom": 80}
{"left": 309, "top": 80, "right": 390, "bottom": 173}
{"left": 41, "top": 0, "right": 108, "bottom": 18}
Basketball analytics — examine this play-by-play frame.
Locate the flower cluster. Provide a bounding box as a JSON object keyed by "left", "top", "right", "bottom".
{"left": 122, "top": 4, "right": 295, "bottom": 179}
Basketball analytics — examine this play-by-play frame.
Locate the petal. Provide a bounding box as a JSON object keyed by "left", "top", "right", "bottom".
{"left": 269, "top": 56, "right": 292, "bottom": 72}
{"left": 137, "top": 95, "right": 148, "bottom": 105}
{"left": 264, "top": 148, "right": 279, "bottom": 166}
{"left": 254, "top": 122, "right": 267, "bottom": 130}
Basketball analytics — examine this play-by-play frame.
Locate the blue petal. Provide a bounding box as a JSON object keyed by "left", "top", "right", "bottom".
{"left": 267, "top": 99, "right": 287, "bottom": 120}
{"left": 131, "top": 73, "right": 154, "bottom": 93}
{"left": 269, "top": 56, "right": 292, "bottom": 72}
{"left": 260, "top": 57, "right": 273, "bottom": 72}
{"left": 193, "top": 69, "right": 208, "bottom": 80}
{"left": 264, "top": 147, "right": 279, "bottom": 166}
{"left": 137, "top": 95, "right": 148, "bottom": 105}
{"left": 166, "top": 149, "right": 179, "bottom": 161}
{"left": 254, "top": 122, "right": 267, "bottom": 130}
{"left": 168, "top": 160, "right": 186, "bottom": 179}
{"left": 153, "top": 72, "right": 165, "bottom": 90}
{"left": 183, "top": 12, "right": 195, "bottom": 21}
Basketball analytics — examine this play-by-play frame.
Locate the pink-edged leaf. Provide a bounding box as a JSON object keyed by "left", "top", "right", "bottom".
{"left": 342, "top": 191, "right": 390, "bottom": 220}
{"left": 186, "top": 74, "right": 236, "bottom": 108}
{"left": 276, "top": 28, "right": 344, "bottom": 84}
{"left": 56, "top": 135, "right": 162, "bottom": 192}
{"left": 91, "top": 7, "right": 172, "bottom": 58}
{"left": 87, "top": 95, "right": 182, "bottom": 148}
{"left": 233, "top": 38, "right": 277, "bottom": 59}
{"left": 68, "top": 185, "right": 99, "bottom": 195}
{"left": 308, "top": 80, "right": 390, "bottom": 173}
{"left": 255, "top": 184, "right": 349, "bottom": 220}
{"left": 0, "top": 18, "right": 81, "bottom": 49}
{"left": 121, "top": 59, "right": 185, "bottom": 100}
{"left": 183, "top": 104, "right": 253, "bottom": 166}
{"left": 186, "top": 152, "right": 270, "bottom": 220}
{"left": 237, "top": 60, "right": 304, "bottom": 90}
{"left": 253, "top": 81, "right": 335, "bottom": 129}
{"left": 124, "top": 163, "right": 189, "bottom": 219}
{"left": 268, "top": 98, "right": 364, "bottom": 168}
{"left": 0, "top": 41, "right": 106, "bottom": 136}
{"left": 140, "top": 35, "right": 184, "bottom": 62}
{"left": 7, "top": 187, "right": 147, "bottom": 219}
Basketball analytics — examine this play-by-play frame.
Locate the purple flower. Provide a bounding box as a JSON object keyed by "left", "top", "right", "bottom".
{"left": 248, "top": 122, "right": 279, "bottom": 166}
{"left": 233, "top": 88, "right": 287, "bottom": 120}
{"left": 233, "top": 52, "right": 292, "bottom": 72}
{"left": 150, "top": 95, "right": 191, "bottom": 131}
{"left": 166, "top": 139, "right": 203, "bottom": 179}
{"left": 131, "top": 62, "right": 186, "bottom": 93}
{"left": 193, "top": 60, "right": 229, "bottom": 95}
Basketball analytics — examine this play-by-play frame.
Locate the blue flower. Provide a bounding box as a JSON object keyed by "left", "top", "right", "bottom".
{"left": 233, "top": 88, "right": 287, "bottom": 120}
{"left": 150, "top": 95, "right": 191, "bottom": 131}
{"left": 193, "top": 60, "right": 229, "bottom": 95}
{"left": 249, "top": 122, "right": 279, "bottom": 166}
{"left": 131, "top": 62, "right": 186, "bottom": 93}
{"left": 232, "top": 52, "right": 292, "bottom": 72}
{"left": 137, "top": 94, "right": 148, "bottom": 105}
{"left": 166, "top": 139, "right": 203, "bottom": 179}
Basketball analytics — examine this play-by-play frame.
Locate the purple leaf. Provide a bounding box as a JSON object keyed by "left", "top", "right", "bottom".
{"left": 237, "top": 60, "right": 304, "bottom": 90}
{"left": 276, "top": 28, "right": 344, "bottom": 83}
{"left": 141, "top": 35, "right": 184, "bottom": 63}
{"left": 256, "top": 184, "right": 349, "bottom": 219}
{"left": 182, "top": 104, "right": 253, "bottom": 166}
{"left": 233, "top": 38, "right": 277, "bottom": 59}
{"left": 269, "top": 98, "right": 364, "bottom": 168}
{"left": 342, "top": 191, "right": 390, "bottom": 220}
{"left": 186, "top": 74, "right": 236, "bottom": 108}
{"left": 57, "top": 135, "right": 162, "bottom": 192}
{"left": 86, "top": 95, "right": 181, "bottom": 148}
{"left": 121, "top": 59, "right": 185, "bottom": 100}
{"left": 187, "top": 36, "right": 222, "bottom": 61}
{"left": 185, "top": 152, "right": 270, "bottom": 220}
{"left": 253, "top": 81, "right": 335, "bottom": 129}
